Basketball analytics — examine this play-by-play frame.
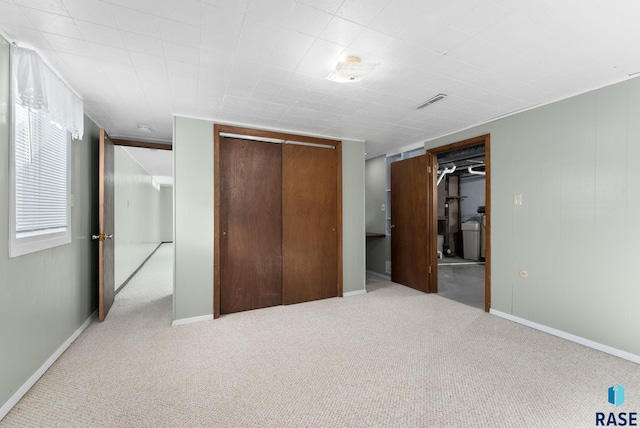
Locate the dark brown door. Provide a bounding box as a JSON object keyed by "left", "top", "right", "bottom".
{"left": 97, "top": 129, "right": 115, "bottom": 322}
{"left": 390, "top": 154, "right": 430, "bottom": 292}
{"left": 282, "top": 144, "right": 338, "bottom": 305}
{"left": 219, "top": 137, "right": 283, "bottom": 314}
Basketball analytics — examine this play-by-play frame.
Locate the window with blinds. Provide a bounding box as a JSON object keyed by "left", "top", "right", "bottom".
{"left": 9, "top": 100, "right": 71, "bottom": 257}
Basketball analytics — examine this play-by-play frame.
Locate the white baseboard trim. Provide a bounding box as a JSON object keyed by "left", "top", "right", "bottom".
{"left": 343, "top": 289, "right": 367, "bottom": 297}
{"left": 490, "top": 309, "right": 640, "bottom": 365}
{"left": 366, "top": 270, "right": 390, "bottom": 281}
{"left": 172, "top": 314, "right": 213, "bottom": 327}
{"left": 0, "top": 311, "right": 97, "bottom": 421}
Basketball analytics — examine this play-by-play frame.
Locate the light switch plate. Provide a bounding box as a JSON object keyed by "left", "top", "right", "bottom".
{"left": 381, "top": 203, "right": 385, "bottom": 211}
{"left": 514, "top": 194, "right": 523, "bottom": 206}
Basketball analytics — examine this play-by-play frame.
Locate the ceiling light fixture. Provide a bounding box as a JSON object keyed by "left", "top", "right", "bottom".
{"left": 415, "top": 94, "right": 448, "bottom": 109}
{"left": 137, "top": 125, "right": 152, "bottom": 133}
{"left": 326, "top": 56, "right": 377, "bottom": 83}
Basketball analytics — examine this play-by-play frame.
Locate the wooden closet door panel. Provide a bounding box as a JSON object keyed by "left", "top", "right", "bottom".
{"left": 220, "top": 138, "right": 282, "bottom": 314}
{"left": 282, "top": 144, "right": 338, "bottom": 305}
{"left": 390, "top": 155, "right": 430, "bottom": 292}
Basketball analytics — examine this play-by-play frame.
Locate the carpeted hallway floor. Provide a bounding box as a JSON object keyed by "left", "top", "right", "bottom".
{"left": 2, "top": 243, "right": 639, "bottom": 427}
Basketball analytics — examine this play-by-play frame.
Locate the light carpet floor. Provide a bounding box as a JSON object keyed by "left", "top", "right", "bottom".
{"left": 2, "top": 243, "right": 639, "bottom": 427}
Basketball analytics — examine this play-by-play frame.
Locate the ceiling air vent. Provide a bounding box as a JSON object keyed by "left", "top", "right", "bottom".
{"left": 416, "top": 94, "right": 448, "bottom": 110}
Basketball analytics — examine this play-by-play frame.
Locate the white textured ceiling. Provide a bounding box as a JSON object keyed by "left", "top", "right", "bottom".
{"left": 2, "top": 0, "right": 640, "bottom": 159}
{"left": 121, "top": 146, "right": 173, "bottom": 186}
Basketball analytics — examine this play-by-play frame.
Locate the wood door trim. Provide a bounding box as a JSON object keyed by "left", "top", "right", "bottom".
{"left": 111, "top": 138, "right": 172, "bottom": 150}
{"left": 214, "top": 127, "right": 221, "bottom": 319}
{"left": 213, "top": 124, "right": 343, "bottom": 318}
{"left": 336, "top": 143, "right": 343, "bottom": 297}
{"left": 427, "top": 134, "right": 491, "bottom": 312}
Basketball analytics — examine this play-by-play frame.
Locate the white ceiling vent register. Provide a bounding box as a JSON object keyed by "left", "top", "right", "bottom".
{"left": 326, "top": 57, "right": 378, "bottom": 83}
{"left": 416, "top": 94, "right": 448, "bottom": 110}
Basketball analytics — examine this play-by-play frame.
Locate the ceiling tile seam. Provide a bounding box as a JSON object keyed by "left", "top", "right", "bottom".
{"left": 14, "top": 4, "right": 70, "bottom": 19}
{"left": 218, "top": 4, "right": 250, "bottom": 104}
{"left": 187, "top": 3, "right": 206, "bottom": 119}
{"left": 423, "top": 55, "right": 541, "bottom": 102}
{"left": 103, "top": 0, "right": 167, "bottom": 109}
{"left": 295, "top": 0, "right": 347, "bottom": 16}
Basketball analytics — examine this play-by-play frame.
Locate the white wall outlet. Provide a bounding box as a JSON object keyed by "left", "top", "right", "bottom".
{"left": 381, "top": 203, "right": 386, "bottom": 211}
{"left": 519, "top": 270, "right": 528, "bottom": 278}
{"left": 514, "top": 194, "right": 523, "bottom": 206}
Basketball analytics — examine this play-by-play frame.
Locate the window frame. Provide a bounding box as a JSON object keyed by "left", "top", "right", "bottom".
{"left": 9, "top": 90, "right": 72, "bottom": 258}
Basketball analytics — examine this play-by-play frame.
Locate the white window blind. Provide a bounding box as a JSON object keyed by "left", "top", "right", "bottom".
{"left": 14, "top": 104, "right": 68, "bottom": 235}
{"left": 9, "top": 44, "right": 77, "bottom": 257}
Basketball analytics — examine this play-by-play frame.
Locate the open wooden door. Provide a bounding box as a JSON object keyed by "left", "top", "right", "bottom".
{"left": 94, "top": 128, "right": 115, "bottom": 322}
{"left": 390, "top": 154, "right": 431, "bottom": 292}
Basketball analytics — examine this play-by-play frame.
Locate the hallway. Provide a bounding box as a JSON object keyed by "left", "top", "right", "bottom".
{"left": 111, "top": 243, "right": 173, "bottom": 326}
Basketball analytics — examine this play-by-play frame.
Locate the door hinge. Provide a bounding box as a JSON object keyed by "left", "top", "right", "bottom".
{"left": 427, "top": 165, "right": 432, "bottom": 173}
{"left": 429, "top": 265, "right": 432, "bottom": 274}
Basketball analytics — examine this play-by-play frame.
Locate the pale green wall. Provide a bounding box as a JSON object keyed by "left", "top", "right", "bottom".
{"left": 342, "top": 140, "right": 366, "bottom": 294}
{"left": 173, "top": 117, "right": 214, "bottom": 321}
{"left": 425, "top": 77, "right": 640, "bottom": 356}
{"left": 172, "top": 117, "right": 365, "bottom": 321}
{"left": 365, "top": 155, "right": 388, "bottom": 276}
{"left": 0, "top": 37, "right": 99, "bottom": 411}
{"left": 160, "top": 186, "right": 173, "bottom": 242}
{"left": 114, "top": 147, "right": 163, "bottom": 289}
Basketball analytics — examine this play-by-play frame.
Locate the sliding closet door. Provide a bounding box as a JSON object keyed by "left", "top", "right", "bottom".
{"left": 219, "top": 137, "right": 282, "bottom": 314}
{"left": 282, "top": 144, "right": 338, "bottom": 305}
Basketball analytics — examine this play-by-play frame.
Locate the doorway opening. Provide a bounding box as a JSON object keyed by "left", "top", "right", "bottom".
{"left": 112, "top": 140, "right": 173, "bottom": 307}
{"left": 427, "top": 135, "right": 490, "bottom": 311}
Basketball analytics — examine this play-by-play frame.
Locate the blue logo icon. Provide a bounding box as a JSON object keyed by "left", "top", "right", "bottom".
{"left": 608, "top": 384, "right": 625, "bottom": 408}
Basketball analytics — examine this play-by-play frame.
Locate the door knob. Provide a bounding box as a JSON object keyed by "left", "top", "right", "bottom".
{"left": 390, "top": 224, "right": 395, "bottom": 229}
{"left": 92, "top": 234, "right": 113, "bottom": 241}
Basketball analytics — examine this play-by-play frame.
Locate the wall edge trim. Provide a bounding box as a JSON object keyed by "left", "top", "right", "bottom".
{"left": 171, "top": 314, "right": 213, "bottom": 327}
{"left": 490, "top": 309, "right": 640, "bottom": 364}
{"left": 0, "top": 311, "right": 97, "bottom": 421}
{"left": 343, "top": 289, "right": 367, "bottom": 297}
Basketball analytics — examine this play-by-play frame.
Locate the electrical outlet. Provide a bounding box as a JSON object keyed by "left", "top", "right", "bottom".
{"left": 514, "top": 194, "right": 523, "bottom": 206}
